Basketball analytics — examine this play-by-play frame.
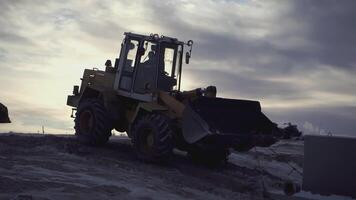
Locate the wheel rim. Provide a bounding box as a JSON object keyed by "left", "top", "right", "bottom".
{"left": 141, "top": 128, "right": 154, "bottom": 154}
{"left": 80, "top": 110, "right": 94, "bottom": 134}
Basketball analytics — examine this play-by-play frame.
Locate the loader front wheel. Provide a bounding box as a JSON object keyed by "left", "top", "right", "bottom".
{"left": 131, "top": 114, "right": 174, "bottom": 163}
{"left": 75, "top": 99, "right": 112, "bottom": 146}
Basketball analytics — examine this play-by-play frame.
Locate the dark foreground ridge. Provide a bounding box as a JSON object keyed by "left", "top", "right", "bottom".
{"left": 0, "top": 133, "right": 303, "bottom": 200}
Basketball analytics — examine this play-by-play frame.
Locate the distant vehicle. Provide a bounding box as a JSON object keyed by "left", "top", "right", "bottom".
{"left": 281, "top": 123, "right": 302, "bottom": 139}
{"left": 0, "top": 103, "right": 10, "bottom": 123}
{"left": 67, "top": 32, "right": 277, "bottom": 164}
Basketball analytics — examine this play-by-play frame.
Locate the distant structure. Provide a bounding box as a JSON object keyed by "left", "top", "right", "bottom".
{"left": 303, "top": 135, "right": 356, "bottom": 198}
{"left": 274, "top": 122, "right": 303, "bottom": 139}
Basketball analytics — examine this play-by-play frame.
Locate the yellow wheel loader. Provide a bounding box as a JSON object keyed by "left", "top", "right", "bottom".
{"left": 67, "top": 32, "right": 277, "bottom": 164}
{"left": 0, "top": 103, "right": 10, "bottom": 123}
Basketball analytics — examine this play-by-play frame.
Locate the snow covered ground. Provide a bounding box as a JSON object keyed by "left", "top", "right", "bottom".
{"left": 0, "top": 133, "right": 352, "bottom": 200}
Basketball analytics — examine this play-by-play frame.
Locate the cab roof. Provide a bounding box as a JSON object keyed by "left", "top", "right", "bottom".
{"left": 124, "top": 32, "right": 185, "bottom": 45}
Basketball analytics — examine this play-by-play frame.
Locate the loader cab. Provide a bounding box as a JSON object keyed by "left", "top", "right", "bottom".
{"left": 114, "top": 33, "right": 185, "bottom": 101}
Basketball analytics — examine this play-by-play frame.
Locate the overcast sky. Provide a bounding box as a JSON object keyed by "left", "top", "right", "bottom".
{"left": 0, "top": 0, "right": 355, "bottom": 135}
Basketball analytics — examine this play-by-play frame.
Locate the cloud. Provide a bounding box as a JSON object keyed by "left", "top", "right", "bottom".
{"left": 141, "top": 0, "right": 356, "bottom": 76}
{"left": 290, "top": 0, "right": 356, "bottom": 70}
{"left": 267, "top": 106, "right": 356, "bottom": 136}
{"left": 10, "top": 106, "right": 72, "bottom": 131}
{"left": 183, "top": 68, "right": 306, "bottom": 101}
{"left": 0, "top": 0, "right": 355, "bottom": 135}
{"left": 0, "top": 98, "right": 73, "bottom": 133}
{"left": 303, "top": 121, "right": 327, "bottom": 135}
{"left": 0, "top": 30, "right": 34, "bottom": 45}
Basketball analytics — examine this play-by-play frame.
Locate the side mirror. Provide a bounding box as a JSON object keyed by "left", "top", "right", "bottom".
{"left": 185, "top": 40, "right": 194, "bottom": 64}
{"left": 185, "top": 52, "right": 191, "bottom": 64}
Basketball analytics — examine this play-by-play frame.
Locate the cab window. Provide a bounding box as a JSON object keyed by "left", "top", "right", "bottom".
{"left": 124, "top": 40, "right": 139, "bottom": 72}
{"left": 163, "top": 48, "right": 174, "bottom": 76}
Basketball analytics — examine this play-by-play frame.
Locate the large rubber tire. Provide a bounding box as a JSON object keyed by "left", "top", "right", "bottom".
{"left": 188, "top": 147, "right": 230, "bottom": 166}
{"left": 74, "top": 99, "right": 112, "bottom": 146}
{"left": 131, "top": 114, "right": 174, "bottom": 163}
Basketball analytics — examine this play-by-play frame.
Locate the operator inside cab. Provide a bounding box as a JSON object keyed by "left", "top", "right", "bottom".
{"left": 157, "top": 43, "right": 177, "bottom": 92}
{"left": 116, "top": 35, "right": 181, "bottom": 94}
{"left": 133, "top": 43, "right": 158, "bottom": 93}
{"left": 143, "top": 45, "right": 157, "bottom": 65}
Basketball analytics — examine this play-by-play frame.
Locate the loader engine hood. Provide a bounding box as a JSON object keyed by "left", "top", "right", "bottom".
{"left": 182, "top": 97, "right": 275, "bottom": 146}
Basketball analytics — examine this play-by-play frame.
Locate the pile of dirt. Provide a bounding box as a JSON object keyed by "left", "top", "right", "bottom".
{"left": 0, "top": 133, "right": 303, "bottom": 200}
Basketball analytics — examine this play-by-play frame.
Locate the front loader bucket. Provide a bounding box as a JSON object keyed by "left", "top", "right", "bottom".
{"left": 182, "top": 97, "right": 275, "bottom": 146}
{"left": 0, "top": 103, "right": 11, "bottom": 123}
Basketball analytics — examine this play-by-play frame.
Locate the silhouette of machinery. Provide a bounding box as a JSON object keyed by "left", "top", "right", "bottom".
{"left": 67, "top": 32, "right": 277, "bottom": 164}
{"left": 0, "top": 103, "right": 10, "bottom": 123}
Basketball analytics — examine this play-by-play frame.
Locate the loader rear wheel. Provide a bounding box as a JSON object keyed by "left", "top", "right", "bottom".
{"left": 75, "top": 99, "right": 112, "bottom": 146}
{"left": 131, "top": 114, "right": 173, "bottom": 163}
{"left": 188, "top": 147, "right": 230, "bottom": 166}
